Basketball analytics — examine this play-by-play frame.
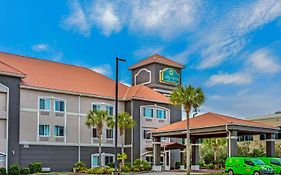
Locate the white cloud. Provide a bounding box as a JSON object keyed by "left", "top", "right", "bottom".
{"left": 91, "top": 64, "right": 112, "bottom": 77}
{"left": 248, "top": 48, "right": 280, "bottom": 74}
{"left": 62, "top": 0, "right": 201, "bottom": 38}
{"left": 89, "top": 2, "right": 121, "bottom": 36}
{"left": 62, "top": 0, "right": 91, "bottom": 36}
{"left": 32, "top": 44, "right": 49, "bottom": 52}
{"left": 206, "top": 72, "right": 252, "bottom": 86}
{"left": 195, "top": 0, "right": 281, "bottom": 69}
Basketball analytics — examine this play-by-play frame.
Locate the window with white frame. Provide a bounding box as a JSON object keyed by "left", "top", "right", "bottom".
{"left": 106, "top": 129, "right": 113, "bottom": 139}
{"left": 54, "top": 100, "right": 65, "bottom": 112}
{"left": 91, "top": 155, "right": 99, "bottom": 167}
{"left": 54, "top": 125, "right": 64, "bottom": 137}
{"left": 161, "top": 137, "right": 167, "bottom": 142}
{"left": 92, "top": 103, "right": 114, "bottom": 116}
{"left": 39, "top": 98, "right": 51, "bottom": 111}
{"left": 92, "top": 104, "right": 102, "bottom": 111}
{"left": 0, "top": 153, "right": 5, "bottom": 162}
{"left": 105, "top": 155, "right": 114, "bottom": 166}
{"left": 106, "top": 105, "right": 114, "bottom": 116}
{"left": 143, "top": 107, "right": 153, "bottom": 118}
{"left": 39, "top": 125, "right": 50, "bottom": 136}
{"left": 92, "top": 128, "right": 98, "bottom": 138}
{"left": 143, "top": 129, "right": 151, "bottom": 139}
{"left": 156, "top": 109, "right": 166, "bottom": 119}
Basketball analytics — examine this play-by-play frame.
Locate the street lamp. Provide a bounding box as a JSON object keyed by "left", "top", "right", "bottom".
{"left": 115, "top": 57, "right": 126, "bottom": 173}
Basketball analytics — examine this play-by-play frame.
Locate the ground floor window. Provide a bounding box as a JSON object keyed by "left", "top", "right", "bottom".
{"left": 105, "top": 155, "right": 114, "bottom": 166}
{"left": 91, "top": 155, "right": 99, "bottom": 167}
{"left": 238, "top": 135, "right": 253, "bottom": 142}
{"left": 144, "top": 155, "right": 164, "bottom": 166}
{"left": 91, "top": 153, "right": 115, "bottom": 167}
{"left": 0, "top": 154, "right": 5, "bottom": 162}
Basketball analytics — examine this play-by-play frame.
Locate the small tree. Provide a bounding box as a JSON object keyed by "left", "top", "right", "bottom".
{"left": 117, "top": 153, "right": 128, "bottom": 171}
{"left": 118, "top": 112, "right": 136, "bottom": 165}
{"left": 170, "top": 85, "right": 205, "bottom": 175}
{"left": 86, "top": 110, "right": 114, "bottom": 167}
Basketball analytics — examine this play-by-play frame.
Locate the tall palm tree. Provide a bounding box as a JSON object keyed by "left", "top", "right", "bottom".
{"left": 118, "top": 112, "right": 136, "bottom": 165}
{"left": 170, "top": 85, "right": 205, "bottom": 175}
{"left": 86, "top": 110, "right": 115, "bottom": 167}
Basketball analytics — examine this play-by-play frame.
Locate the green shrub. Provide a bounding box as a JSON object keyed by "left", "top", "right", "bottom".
{"left": 133, "top": 159, "right": 151, "bottom": 171}
{"left": 206, "top": 163, "right": 215, "bottom": 169}
{"left": 87, "top": 167, "right": 111, "bottom": 174}
{"left": 106, "top": 162, "right": 115, "bottom": 168}
{"left": 132, "top": 167, "right": 140, "bottom": 172}
{"left": 20, "top": 167, "right": 30, "bottom": 175}
{"left": 29, "top": 162, "right": 41, "bottom": 174}
{"left": 0, "top": 167, "right": 6, "bottom": 175}
{"left": 8, "top": 164, "right": 20, "bottom": 175}
{"left": 122, "top": 165, "right": 130, "bottom": 172}
{"left": 73, "top": 161, "right": 86, "bottom": 172}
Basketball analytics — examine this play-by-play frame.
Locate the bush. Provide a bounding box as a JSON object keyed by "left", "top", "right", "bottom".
{"left": 0, "top": 167, "right": 6, "bottom": 175}
{"left": 73, "top": 161, "right": 86, "bottom": 172}
{"left": 20, "top": 167, "right": 30, "bottom": 175}
{"left": 131, "top": 167, "right": 140, "bottom": 172}
{"left": 106, "top": 162, "right": 114, "bottom": 168}
{"left": 8, "top": 164, "right": 20, "bottom": 175}
{"left": 87, "top": 167, "right": 113, "bottom": 174}
{"left": 29, "top": 162, "right": 41, "bottom": 174}
{"left": 133, "top": 159, "right": 151, "bottom": 171}
{"left": 122, "top": 165, "right": 130, "bottom": 172}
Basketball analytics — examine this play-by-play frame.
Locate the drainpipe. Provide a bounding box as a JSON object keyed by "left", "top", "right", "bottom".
{"left": 6, "top": 87, "right": 9, "bottom": 173}
{"left": 226, "top": 125, "right": 231, "bottom": 157}
{"left": 78, "top": 95, "right": 81, "bottom": 162}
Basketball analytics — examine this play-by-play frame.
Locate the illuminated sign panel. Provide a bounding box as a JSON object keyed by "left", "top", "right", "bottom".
{"left": 160, "top": 68, "right": 180, "bottom": 85}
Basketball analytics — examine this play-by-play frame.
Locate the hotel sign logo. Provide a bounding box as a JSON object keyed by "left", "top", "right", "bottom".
{"left": 160, "top": 68, "right": 180, "bottom": 85}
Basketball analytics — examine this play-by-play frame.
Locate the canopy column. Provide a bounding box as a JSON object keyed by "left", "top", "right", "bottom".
{"left": 227, "top": 130, "right": 238, "bottom": 157}
{"left": 191, "top": 138, "right": 200, "bottom": 171}
{"left": 152, "top": 137, "right": 162, "bottom": 171}
{"left": 266, "top": 133, "right": 275, "bottom": 157}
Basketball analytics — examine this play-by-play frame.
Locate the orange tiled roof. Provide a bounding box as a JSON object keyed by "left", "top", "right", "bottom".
{"left": 124, "top": 85, "right": 170, "bottom": 103}
{"left": 0, "top": 52, "right": 170, "bottom": 103}
{"left": 129, "top": 54, "right": 184, "bottom": 70}
{"left": 0, "top": 60, "right": 25, "bottom": 77}
{"left": 153, "top": 112, "right": 276, "bottom": 133}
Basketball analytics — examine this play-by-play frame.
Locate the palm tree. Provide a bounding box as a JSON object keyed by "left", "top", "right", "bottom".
{"left": 86, "top": 110, "right": 115, "bottom": 167}
{"left": 170, "top": 85, "right": 205, "bottom": 175}
{"left": 118, "top": 112, "right": 136, "bottom": 165}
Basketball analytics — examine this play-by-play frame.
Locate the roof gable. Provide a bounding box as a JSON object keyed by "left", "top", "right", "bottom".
{"left": 129, "top": 54, "right": 184, "bottom": 70}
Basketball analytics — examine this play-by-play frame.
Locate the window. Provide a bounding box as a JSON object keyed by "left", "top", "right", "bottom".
{"left": 105, "top": 155, "right": 114, "bottom": 166}
{"left": 55, "top": 100, "right": 65, "bottom": 112}
{"left": 143, "top": 129, "right": 151, "bottom": 139}
{"left": 0, "top": 154, "right": 5, "bottom": 162}
{"left": 146, "top": 156, "right": 153, "bottom": 165}
{"left": 143, "top": 108, "right": 153, "bottom": 118}
{"left": 260, "top": 134, "right": 266, "bottom": 140}
{"left": 161, "top": 137, "right": 167, "bottom": 142}
{"left": 39, "top": 125, "right": 50, "bottom": 136}
{"left": 92, "top": 104, "right": 102, "bottom": 111}
{"left": 54, "top": 126, "right": 64, "bottom": 137}
{"left": 39, "top": 98, "right": 51, "bottom": 110}
{"left": 91, "top": 155, "right": 99, "bottom": 167}
{"left": 270, "top": 160, "right": 280, "bottom": 166}
{"left": 156, "top": 109, "right": 166, "bottom": 119}
{"left": 238, "top": 135, "right": 253, "bottom": 142}
{"left": 245, "top": 160, "right": 254, "bottom": 166}
{"left": 93, "top": 128, "right": 97, "bottom": 138}
{"left": 106, "top": 129, "right": 113, "bottom": 139}
{"left": 106, "top": 105, "right": 114, "bottom": 116}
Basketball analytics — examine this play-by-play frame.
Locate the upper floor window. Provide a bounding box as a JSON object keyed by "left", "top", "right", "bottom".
{"left": 106, "top": 129, "right": 113, "bottom": 139}
{"left": 39, "top": 98, "right": 51, "bottom": 111}
{"left": 161, "top": 137, "right": 167, "bottom": 142}
{"left": 54, "top": 125, "right": 64, "bottom": 137}
{"left": 39, "top": 125, "right": 50, "bottom": 136}
{"left": 143, "top": 108, "right": 153, "bottom": 118}
{"left": 106, "top": 105, "right": 114, "bottom": 116}
{"left": 92, "top": 104, "right": 102, "bottom": 111}
{"left": 55, "top": 100, "right": 65, "bottom": 112}
{"left": 92, "top": 103, "right": 114, "bottom": 116}
{"left": 156, "top": 109, "right": 166, "bottom": 119}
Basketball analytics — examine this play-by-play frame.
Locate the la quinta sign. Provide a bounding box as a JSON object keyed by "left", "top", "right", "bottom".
{"left": 160, "top": 68, "right": 180, "bottom": 85}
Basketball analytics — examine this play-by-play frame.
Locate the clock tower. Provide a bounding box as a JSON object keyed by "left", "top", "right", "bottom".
{"left": 129, "top": 54, "right": 184, "bottom": 96}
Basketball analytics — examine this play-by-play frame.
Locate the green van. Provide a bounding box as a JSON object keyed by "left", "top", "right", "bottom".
{"left": 225, "top": 157, "right": 274, "bottom": 175}
{"left": 258, "top": 157, "right": 281, "bottom": 174}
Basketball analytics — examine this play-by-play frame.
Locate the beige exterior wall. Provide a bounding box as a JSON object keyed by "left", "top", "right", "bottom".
{"left": 139, "top": 105, "right": 171, "bottom": 156}
{"left": 0, "top": 88, "right": 7, "bottom": 168}
{"left": 20, "top": 88, "right": 125, "bottom": 147}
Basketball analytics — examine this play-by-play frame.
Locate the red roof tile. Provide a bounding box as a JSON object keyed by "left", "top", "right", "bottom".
{"left": 129, "top": 54, "right": 184, "bottom": 70}
{"left": 0, "top": 52, "right": 170, "bottom": 103}
{"left": 0, "top": 60, "right": 25, "bottom": 77}
{"left": 153, "top": 112, "right": 276, "bottom": 133}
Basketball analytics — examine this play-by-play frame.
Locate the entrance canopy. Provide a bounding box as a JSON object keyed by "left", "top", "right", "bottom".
{"left": 146, "top": 142, "right": 185, "bottom": 151}
{"left": 152, "top": 112, "right": 278, "bottom": 139}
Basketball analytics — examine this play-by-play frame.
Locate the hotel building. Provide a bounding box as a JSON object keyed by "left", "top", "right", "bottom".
{"left": 0, "top": 52, "right": 183, "bottom": 171}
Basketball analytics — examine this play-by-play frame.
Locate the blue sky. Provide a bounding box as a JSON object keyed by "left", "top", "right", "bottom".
{"left": 1, "top": 0, "right": 281, "bottom": 117}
